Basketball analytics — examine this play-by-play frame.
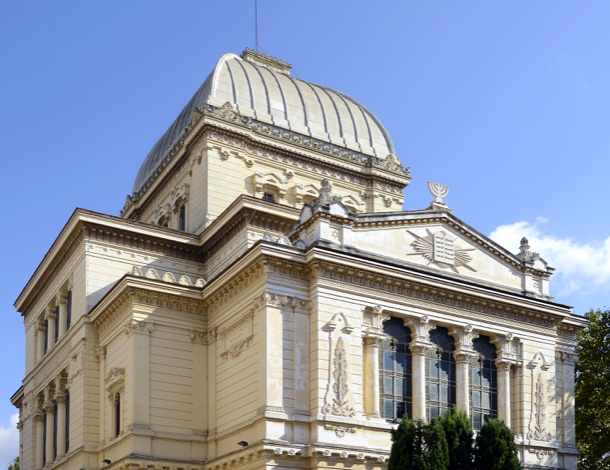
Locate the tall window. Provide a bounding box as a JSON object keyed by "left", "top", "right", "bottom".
{"left": 66, "top": 291, "right": 72, "bottom": 330}
{"left": 65, "top": 390, "right": 70, "bottom": 451}
{"left": 53, "top": 399, "right": 58, "bottom": 460}
{"left": 55, "top": 306, "right": 59, "bottom": 343}
{"left": 44, "top": 319, "right": 49, "bottom": 354}
{"left": 470, "top": 336, "right": 498, "bottom": 430}
{"left": 426, "top": 327, "right": 456, "bottom": 418}
{"left": 380, "top": 317, "right": 412, "bottom": 421}
{"left": 179, "top": 204, "right": 186, "bottom": 231}
{"left": 114, "top": 393, "right": 121, "bottom": 438}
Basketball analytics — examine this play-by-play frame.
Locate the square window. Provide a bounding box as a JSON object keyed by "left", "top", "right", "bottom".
{"left": 482, "top": 392, "right": 490, "bottom": 409}
{"left": 430, "top": 384, "right": 439, "bottom": 402}
{"left": 384, "top": 400, "right": 394, "bottom": 419}
{"left": 384, "top": 376, "right": 394, "bottom": 395}
{"left": 441, "top": 385, "right": 448, "bottom": 403}
{"left": 396, "top": 377, "right": 404, "bottom": 396}
{"left": 473, "top": 390, "right": 481, "bottom": 407}
{"left": 430, "top": 360, "right": 439, "bottom": 379}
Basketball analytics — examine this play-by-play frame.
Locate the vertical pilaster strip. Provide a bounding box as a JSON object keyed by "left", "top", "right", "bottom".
{"left": 57, "top": 293, "right": 68, "bottom": 338}
{"left": 36, "top": 324, "right": 45, "bottom": 362}
{"left": 294, "top": 301, "right": 310, "bottom": 415}
{"left": 562, "top": 353, "right": 577, "bottom": 447}
{"left": 55, "top": 392, "right": 66, "bottom": 458}
{"left": 46, "top": 309, "right": 56, "bottom": 350}
{"left": 126, "top": 320, "right": 153, "bottom": 454}
{"left": 363, "top": 335, "right": 382, "bottom": 418}
{"left": 191, "top": 328, "right": 208, "bottom": 460}
{"left": 44, "top": 401, "right": 54, "bottom": 465}
{"left": 34, "top": 412, "right": 44, "bottom": 470}
{"left": 207, "top": 330, "right": 217, "bottom": 459}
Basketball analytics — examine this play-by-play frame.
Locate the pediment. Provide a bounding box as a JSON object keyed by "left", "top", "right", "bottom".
{"left": 348, "top": 216, "right": 536, "bottom": 291}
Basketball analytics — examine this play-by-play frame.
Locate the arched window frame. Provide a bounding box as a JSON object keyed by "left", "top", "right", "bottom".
{"left": 426, "top": 326, "right": 457, "bottom": 419}
{"left": 470, "top": 336, "right": 498, "bottom": 430}
{"left": 380, "top": 317, "right": 413, "bottom": 421}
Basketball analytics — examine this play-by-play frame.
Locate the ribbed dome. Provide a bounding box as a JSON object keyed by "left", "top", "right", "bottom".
{"left": 133, "top": 52, "right": 395, "bottom": 194}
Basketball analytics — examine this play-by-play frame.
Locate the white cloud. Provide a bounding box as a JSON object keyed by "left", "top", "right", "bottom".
{"left": 0, "top": 413, "right": 19, "bottom": 469}
{"left": 490, "top": 219, "right": 610, "bottom": 297}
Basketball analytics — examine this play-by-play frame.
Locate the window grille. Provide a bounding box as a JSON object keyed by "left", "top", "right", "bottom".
{"left": 380, "top": 317, "right": 412, "bottom": 420}
{"left": 470, "top": 336, "right": 498, "bottom": 430}
{"left": 426, "top": 327, "right": 456, "bottom": 418}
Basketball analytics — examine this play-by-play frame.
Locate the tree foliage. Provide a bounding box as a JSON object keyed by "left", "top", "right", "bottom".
{"left": 440, "top": 409, "right": 474, "bottom": 470}
{"left": 473, "top": 419, "right": 521, "bottom": 470}
{"left": 576, "top": 308, "right": 610, "bottom": 470}
{"left": 389, "top": 417, "right": 449, "bottom": 470}
{"left": 7, "top": 457, "right": 19, "bottom": 470}
{"left": 389, "top": 413, "right": 521, "bottom": 470}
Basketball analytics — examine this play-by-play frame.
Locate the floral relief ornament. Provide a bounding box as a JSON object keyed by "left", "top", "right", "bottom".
{"left": 322, "top": 337, "right": 356, "bottom": 417}
{"left": 528, "top": 373, "right": 552, "bottom": 442}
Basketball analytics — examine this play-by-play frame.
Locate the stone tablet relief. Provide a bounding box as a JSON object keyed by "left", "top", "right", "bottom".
{"left": 408, "top": 229, "right": 476, "bottom": 273}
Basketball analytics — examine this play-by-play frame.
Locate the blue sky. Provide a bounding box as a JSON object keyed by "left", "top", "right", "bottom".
{"left": 2, "top": 1, "right": 610, "bottom": 463}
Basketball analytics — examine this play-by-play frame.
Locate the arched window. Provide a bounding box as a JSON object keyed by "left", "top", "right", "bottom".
{"left": 426, "top": 327, "right": 456, "bottom": 418}
{"left": 380, "top": 317, "right": 412, "bottom": 420}
{"left": 53, "top": 399, "right": 58, "bottom": 460}
{"left": 114, "top": 393, "right": 121, "bottom": 438}
{"left": 470, "top": 336, "right": 498, "bottom": 430}
{"left": 65, "top": 389, "right": 70, "bottom": 451}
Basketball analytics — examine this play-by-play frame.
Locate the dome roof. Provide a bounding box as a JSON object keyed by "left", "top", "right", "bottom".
{"left": 133, "top": 51, "right": 395, "bottom": 194}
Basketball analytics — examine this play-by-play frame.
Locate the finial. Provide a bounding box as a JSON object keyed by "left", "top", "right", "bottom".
{"left": 427, "top": 181, "right": 451, "bottom": 211}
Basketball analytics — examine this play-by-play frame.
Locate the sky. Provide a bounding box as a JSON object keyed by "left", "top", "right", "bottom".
{"left": 2, "top": 0, "right": 610, "bottom": 464}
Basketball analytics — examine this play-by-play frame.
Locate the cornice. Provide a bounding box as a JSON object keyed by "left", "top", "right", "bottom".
{"left": 306, "top": 257, "right": 566, "bottom": 332}
{"left": 123, "top": 109, "right": 410, "bottom": 218}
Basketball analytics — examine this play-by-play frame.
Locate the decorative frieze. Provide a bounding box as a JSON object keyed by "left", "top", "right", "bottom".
{"left": 324, "top": 423, "right": 356, "bottom": 438}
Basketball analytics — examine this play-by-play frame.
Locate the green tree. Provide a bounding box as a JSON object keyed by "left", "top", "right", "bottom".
{"left": 576, "top": 308, "right": 610, "bottom": 470}
{"left": 439, "top": 409, "right": 474, "bottom": 470}
{"left": 7, "top": 457, "right": 19, "bottom": 470}
{"left": 389, "top": 416, "right": 449, "bottom": 470}
{"left": 473, "top": 419, "right": 521, "bottom": 470}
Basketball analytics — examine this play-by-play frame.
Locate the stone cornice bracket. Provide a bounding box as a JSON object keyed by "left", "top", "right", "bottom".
{"left": 95, "top": 346, "right": 107, "bottom": 362}
{"left": 45, "top": 307, "right": 57, "bottom": 319}
{"left": 491, "top": 333, "right": 521, "bottom": 365}
{"left": 191, "top": 327, "right": 217, "bottom": 345}
{"left": 404, "top": 315, "right": 434, "bottom": 354}
{"left": 54, "top": 390, "right": 66, "bottom": 404}
{"left": 253, "top": 290, "right": 285, "bottom": 309}
{"left": 449, "top": 325, "right": 478, "bottom": 362}
{"left": 123, "top": 320, "right": 154, "bottom": 337}
{"left": 32, "top": 410, "right": 44, "bottom": 422}
{"left": 561, "top": 351, "right": 577, "bottom": 366}
{"left": 43, "top": 401, "right": 55, "bottom": 412}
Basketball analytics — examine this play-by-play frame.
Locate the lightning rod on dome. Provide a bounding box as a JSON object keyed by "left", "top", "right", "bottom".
{"left": 255, "top": 0, "right": 259, "bottom": 52}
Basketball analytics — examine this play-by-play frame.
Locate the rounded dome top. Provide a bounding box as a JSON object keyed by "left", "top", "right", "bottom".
{"left": 133, "top": 51, "right": 395, "bottom": 194}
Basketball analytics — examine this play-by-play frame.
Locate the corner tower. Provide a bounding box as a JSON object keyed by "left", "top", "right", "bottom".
{"left": 121, "top": 49, "right": 411, "bottom": 232}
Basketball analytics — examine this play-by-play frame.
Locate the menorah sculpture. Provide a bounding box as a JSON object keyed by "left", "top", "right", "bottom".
{"left": 427, "top": 181, "right": 451, "bottom": 211}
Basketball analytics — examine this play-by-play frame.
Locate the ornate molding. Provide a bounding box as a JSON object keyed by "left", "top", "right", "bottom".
{"left": 123, "top": 320, "right": 154, "bottom": 337}
{"left": 527, "top": 373, "right": 552, "bottom": 442}
{"left": 449, "top": 324, "right": 479, "bottom": 361}
{"left": 311, "top": 262, "right": 560, "bottom": 331}
{"left": 220, "top": 311, "right": 254, "bottom": 360}
{"left": 191, "top": 328, "right": 217, "bottom": 345}
{"left": 491, "top": 333, "right": 521, "bottom": 364}
{"left": 405, "top": 315, "right": 434, "bottom": 355}
{"left": 528, "top": 447, "right": 554, "bottom": 460}
{"left": 324, "top": 423, "right": 356, "bottom": 438}
{"left": 132, "top": 266, "right": 206, "bottom": 288}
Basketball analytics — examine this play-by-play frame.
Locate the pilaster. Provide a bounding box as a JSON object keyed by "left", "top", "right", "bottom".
{"left": 449, "top": 325, "right": 478, "bottom": 415}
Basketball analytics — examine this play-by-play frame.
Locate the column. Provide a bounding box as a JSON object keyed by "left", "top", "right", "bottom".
{"left": 363, "top": 334, "right": 383, "bottom": 418}
{"left": 410, "top": 345, "right": 427, "bottom": 420}
{"left": 57, "top": 294, "right": 68, "bottom": 338}
{"left": 34, "top": 411, "right": 44, "bottom": 470}
{"left": 496, "top": 361, "right": 512, "bottom": 425}
{"left": 454, "top": 354, "right": 471, "bottom": 414}
{"left": 405, "top": 316, "right": 434, "bottom": 420}
{"left": 55, "top": 391, "right": 66, "bottom": 458}
{"left": 46, "top": 309, "right": 56, "bottom": 350}
{"left": 44, "top": 401, "right": 55, "bottom": 465}
{"left": 36, "top": 323, "right": 45, "bottom": 362}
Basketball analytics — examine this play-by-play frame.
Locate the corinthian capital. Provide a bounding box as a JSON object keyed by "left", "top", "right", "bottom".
{"left": 490, "top": 333, "right": 520, "bottom": 364}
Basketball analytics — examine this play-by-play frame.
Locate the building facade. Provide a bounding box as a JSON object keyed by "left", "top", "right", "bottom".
{"left": 11, "top": 49, "right": 585, "bottom": 470}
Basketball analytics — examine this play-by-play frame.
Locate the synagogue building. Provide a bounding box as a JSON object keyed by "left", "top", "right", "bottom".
{"left": 11, "top": 49, "right": 585, "bottom": 470}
